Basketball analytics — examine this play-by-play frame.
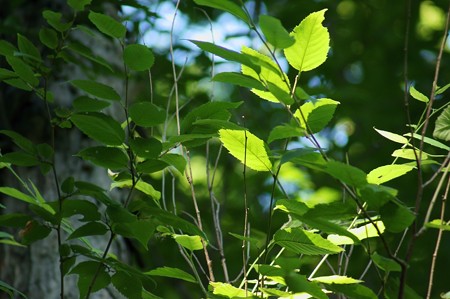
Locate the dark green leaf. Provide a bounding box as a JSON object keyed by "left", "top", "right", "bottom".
{"left": 0, "top": 281, "right": 27, "bottom": 299}
{"left": 70, "top": 80, "right": 120, "bottom": 101}
{"left": 61, "top": 176, "right": 75, "bottom": 194}
{"left": 326, "top": 283, "right": 378, "bottom": 299}
{"left": 73, "top": 96, "right": 110, "bottom": 112}
{"left": 358, "top": 184, "right": 397, "bottom": 210}
{"left": 42, "top": 10, "right": 72, "bottom": 32}
{"left": 68, "top": 0, "right": 92, "bottom": 11}
{"left": 0, "top": 213, "right": 31, "bottom": 228}
{"left": 146, "top": 266, "right": 196, "bottom": 283}
{"left": 273, "top": 227, "right": 343, "bottom": 255}
{"left": 294, "top": 98, "right": 340, "bottom": 133}
{"left": 434, "top": 105, "right": 450, "bottom": 141}
{"left": 6, "top": 56, "right": 38, "bottom": 87}
{"left": 68, "top": 42, "right": 113, "bottom": 72}
{"left": 0, "top": 152, "right": 39, "bottom": 167}
{"left": 70, "top": 261, "right": 110, "bottom": 298}
{"left": 70, "top": 112, "right": 125, "bottom": 145}
{"left": 129, "top": 102, "right": 165, "bottom": 127}
{"left": 17, "top": 34, "right": 41, "bottom": 63}
{"left": 136, "top": 159, "right": 168, "bottom": 174}
{"left": 193, "top": 0, "right": 250, "bottom": 25}
{"left": 371, "top": 252, "right": 402, "bottom": 272}
{"left": 124, "top": 44, "right": 154, "bottom": 71}
{"left": 77, "top": 146, "right": 128, "bottom": 170}
{"left": 88, "top": 11, "right": 126, "bottom": 39}
{"left": 130, "top": 137, "right": 162, "bottom": 159}
{"left": 0, "top": 130, "right": 35, "bottom": 153}
{"left": 112, "top": 271, "right": 143, "bottom": 299}
{"left": 380, "top": 201, "right": 415, "bottom": 233}
{"left": 20, "top": 220, "right": 52, "bottom": 245}
{"left": 113, "top": 219, "right": 155, "bottom": 249}
{"left": 62, "top": 199, "right": 101, "bottom": 222}
{"left": 325, "top": 160, "right": 367, "bottom": 188}
{"left": 107, "top": 205, "right": 137, "bottom": 224}
{"left": 212, "top": 72, "right": 265, "bottom": 90}
{"left": 67, "top": 221, "right": 109, "bottom": 240}
{"left": 282, "top": 150, "right": 326, "bottom": 171}
{"left": 285, "top": 273, "right": 328, "bottom": 299}
{"left": 259, "top": 15, "right": 294, "bottom": 49}
{"left": 0, "top": 40, "right": 16, "bottom": 56}
{"left": 159, "top": 154, "right": 186, "bottom": 173}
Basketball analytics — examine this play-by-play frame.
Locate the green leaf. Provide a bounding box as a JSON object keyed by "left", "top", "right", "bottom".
{"left": 146, "top": 267, "right": 196, "bottom": 283}
{"left": 193, "top": 0, "right": 250, "bottom": 25}
{"left": 371, "top": 252, "right": 402, "bottom": 272}
{"left": 70, "top": 112, "right": 125, "bottom": 145}
{"left": 285, "top": 273, "right": 328, "bottom": 299}
{"left": 425, "top": 219, "right": 450, "bottom": 231}
{"left": 130, "top": 137, "right": 162, "bottom": 159}
{"left": 241, "top": 46, "right": 290, "bottom": 103}
{"left": 0, "top": 40, "right": 17, "bottom": 56}
{"left": 68, "top": 0, "right": 92, "bottom": 11}
{"left": 267, "top": 82, "right": 294, "bottom": 105}
{"left": 136, "top": 159, "right": 169, "bottom": 174}
{"left": 124, "top": 44, "right": 154, "bottom": 71}
{"left": 274, "top": 199, "right": 309, "bottom": 217}
{"left": 70, "top": 80, "right": 120, "bottom": 101}
{"left": 70, "top": 261, "right": 110, "bottom": 298}
{"left": 62, "top": 199, "right": 101, "bottom": 222}
{"left": 0, "top": 281, "right": 27, "bottom": 299}
{"left": 358, "top": 184, "right": 397, "bottom": 210}
{"left": 268, "top": 124, "right": 305, "bottom": 143}
{"left": 409, "top": 85, "right": 429, "bottom": 103}
{"left": 284, "top": 9, "right": 330, "bottom": 72}
{"left": 42, "top": 10, "right": 72, "bottom": 32}
{"left": 328, "top": 220, "right": 385, "bottom": 245}
{"left": 311, "top": 275, "right": 362, "bottom": 284}
{"left": 190, "top": 40, "right": 260, "bottom": 72}
{"left": 405, "top": 133, "right": 450, "bottom": 150}
{"left": 68, "top": 42, "right": 114, "bottom": 72}
{"left": 326, "top": 160, "right": 367, "bottom": 188}
{"left": 392, "top": 148, "right": 426, "bottom": 160}
{"left": 111, "top": 271, "right": 142, "bottom": 299}
{"left": 282, "top": 149, "right": 327, "bottom": 170}
{"left": 209, "top": 282, "right": 249, "bottom": 298}
{"left": 113, "top": 219, "right": 155, "bottom": 249}
{"left": 129, "top": 102, "right": 165, "bottom": 127}
{"left": 73, "top": 96, "right": 110, "bottom": 112}
{"left": 434, "top": 105, "right": 450, "bottom": 141}
{"left": 0, "top": 152, "right": 39, "bottom": 167}
{"left": 181, "top": 101, "right": 242, "bottom": 134}
{"left": 380, "top": 201, "right": 415, "bottom": 233}
{"left": 294, "top": 98, "right": 340, "bottom": 133}
{"left": 20, "top": 220, "right": 52, "bottom": 245}
{"left": 374, "top": 127, "right": 409, "bottom": 144}
{"left": 326, "top": 283, "right": 378, "bottom": 299}
{"left": 0, "top": 213, "right": 31, "bottom": 228}
{"left": 107, "top": 205, "right": 137, "bottom": 224}
{"left": 259, "top": 15, "right": 295, "bottom": 49}
{"left": 436, "top": 83, "right": 450, "bottom": 95}
{"left": 67, "top": 221, "right": 108, "bottom": 240}
{"left": 159, "top": 154, "right": 186, "bottom": 174}
{"left": 135, "top": 180, "right": 161, "bottom": 201}
{"left": 88, "top": 11, "right": 126, "bottom": 39}
{"left": 212, "top": 72, "right": 265, "bottom": 90}
{"left": 17, "top": 34, "right": 41, "bottom": 63}
{"left": 274, "top": 227, "right": 343, "bottom": 255}
{"left": 6, "top": 56, "right": 38, "bottom": 87}
{"left": 219, "top": 129, "right": 272, "bottom": 172}
{"left": 173, "top": 234, "right": 203, "bottom": 251}
{"left": 61, "top": 176, "right": 74, "bottom": 193}
{"left": 77, "top": 146, "right": 128, "bottom": 170}
{"left": 0, "top": 187, "right": 37, "bottom": 205}
{"left": 1, "top": 131, "right": 35, "bottom": 154}
{"left": 367, "top": 164, "right": 415, "bottom": 185}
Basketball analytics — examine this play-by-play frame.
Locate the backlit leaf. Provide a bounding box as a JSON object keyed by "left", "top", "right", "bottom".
{"left": 326, "top": 160, "right": 367, "bottom": 188}
{"left": 219, "top": 129, "right": 272, "bottom": 171}
{"left": 88, "top": 11, "right": 126, "bottom": 39}
{"left": 374, "top": 127, "right": 408, "bottom": 144}
{"left": 124, "top": 44, "right": 154, "bottom": 71}
{"left": 328, "top": 220, "right": 385, "bottom": 245}
{"left": 405, "top": 133, "right": 450, "bottom": 150}
{"left": 259, "top": 15, "right": 294, "bottom": 49}
{"left": 146, "top": 267, "right": 196, "bottom": 283}
{"left": 0, "top": 187, "right": 37, "bottom": 205}
{"left": 311, "top": 275, "right": 362, "bottom": 284}
{"left": 274, "top": 227, "right": 343, "bottom": 255}
{"left": 284, "top": 9, "right": 330, "bottom": 72}
{"left": 326, "top": 283, "right": 377, "bottom": 299}
{"left": 268, "top": 124, "right": 305, "bottom": 143}
{"left": 212, "top": 72, "right": 265, "bottom": 90}
{"left": 425, "top": 219, "right": 450, "bottom": 231}
{"left": 285, "top": 273, "right": 328, "bottom": 299}
{"left": 434, "top": 105, "right": 450, "bottom": 141}
{"left": 173, "top": 234, "right": 203, "bottom": 251}
{"left": 367, "top": 164, "right": 414, "bottom": 185}
{"left": 210, "top": 282, "right": 249, "bottom": 298}
{"left": 71, "top": 112, "right": 125, "bottom": 145}
{"left": 294, "top": 98, "right": 339, "bottom": 133}
{"left": 409, "top": 85, "right": 429, "bottom": 103}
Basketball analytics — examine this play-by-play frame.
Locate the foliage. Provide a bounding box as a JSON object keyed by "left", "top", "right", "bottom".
{"left": 0, "top": 0, "right": 450, "bottom": 298}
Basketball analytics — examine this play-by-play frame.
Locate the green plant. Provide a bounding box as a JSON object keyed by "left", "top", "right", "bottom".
{"left": 1, "top": 0, "right": 450, "bottom": 298}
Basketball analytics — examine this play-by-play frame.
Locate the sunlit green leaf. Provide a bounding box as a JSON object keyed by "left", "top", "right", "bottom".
{"left": 159, "top": 154, "right": 186, "bottom": 174}
{"left": 173, "top": 234, "right": 203, "bottom": 251}
{"left": 274, "top": 227, "right": 343, "bottom": 255}
{"left": 193, "top": 0, "right": 250, "bottom": 25}
{"left": 434, "top": 105, "right": 450, "bottom": 141}
{"left": 391, "top": 148, "right": 427, "bottom": 160}
{"left": 405, "top": 133, "right": 450, "bottom": 150}
{"left": 294, "top": 98, "right": 340, "bottom": 133}
{"left": 259, "top": 15, "right": 294, "bottom": 49}
{"left": 210, "top": 282, "right": 251, "bottom": 298}
{"left": 311, "top": 275, "right": 362, "bottom": 284}
{"left": 219, "top": 129, "right": 272, "bottom": 171}
{"left": 367, "top": 164, "right": 415, "bottom": 185}
{"left": 241, "top": 46, "right": 290, "bottom": 103}
{"left": 409, "top": 85, "right": 429, "bottom": 103}
{"left": 212, "top": 72, "right": 265, "bottom": 90}
{"left": 425, "top": 219, "right": 450, "bottom": 231}
{"left": 70, "top": 80, "right": 120, "bottom": 101}
{"left": 88, "top": 11, "right": 126, "bottom": 39}
{"left": 328, "top": 220, "right": 385, "bottom": 245}
{"left": 268, "top": 124, "right": 305, "bottom": 143}
{"left": 0, "top": 187, "right": 37, "bottom": 205}
{"left": 284, "top": 9, "right": 330, "bottom": 72}
{"left": 146, "top": 267, "right": 196, "bottom": 283}
{"left": 70, "top": 112, "right": 125, "bottom": 145}
{"left": 374, "top": 127, "right": 409, "bottom": 144}
{"left": 124, "top": 44, "right": 154, "bottom": 71}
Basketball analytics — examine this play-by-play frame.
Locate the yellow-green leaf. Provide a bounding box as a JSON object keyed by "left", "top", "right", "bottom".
{"left": 284, "top": 9, "right": 330, "bottom": 72}
{"left": 219, "top": 129, "right": 272, "bottom": 172}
